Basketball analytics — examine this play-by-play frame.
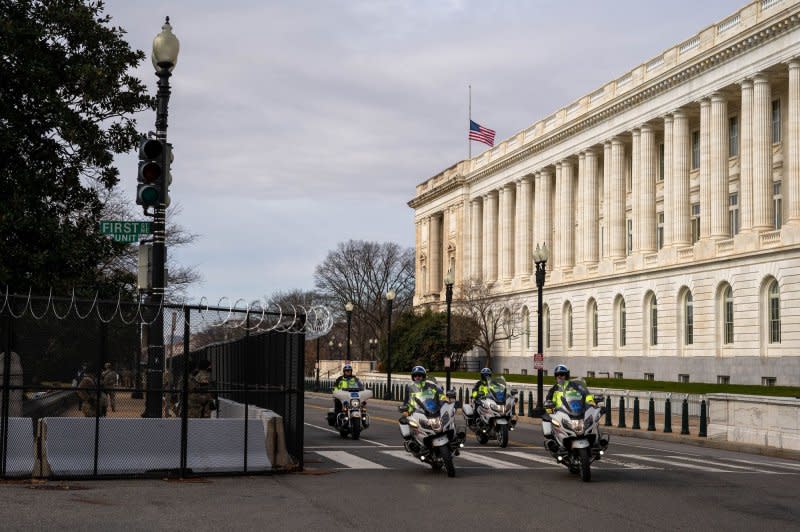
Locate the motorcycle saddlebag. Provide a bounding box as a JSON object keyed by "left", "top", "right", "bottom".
{"left": 462, "top": 403, "right": 474, "bottom": 416}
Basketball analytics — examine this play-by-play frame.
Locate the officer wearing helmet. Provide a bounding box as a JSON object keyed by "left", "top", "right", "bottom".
{"left": 333, "top": 364, "right": 362, "bottom": 414}
{"left": 399, "top": 366, "right": 447, "bottom": 418}
{"left": 467, "top": 367, "right": 494, "bottom": 420}
{"left": 542, "top": 364, "right": 595, "bottom": 439}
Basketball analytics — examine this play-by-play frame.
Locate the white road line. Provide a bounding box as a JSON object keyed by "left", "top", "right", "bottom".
{"left": 727, "top": 458, "right": 800, "bottom": 471}
{"left": 303, "top": 422, "right": 389, "bottom": 447}
{"left": 381, "top": 450, "right": 430, "bottom": 466}
{"left": 665, "top": 455, "right": 782, "bottom": 474}
{"left": 458, "top": 451, "right": 527, "bottom": 469}
{"left": 495, "top": 450, "right": 559, "bottom": 467}
{"left": 616, "top": 454, "right": 732, "bottom": 473}
{"left": 315, "top": 451, "right": 387, "bottom": 469}
{"left": 597, "top": 456, "right": 658, "bottom": 470}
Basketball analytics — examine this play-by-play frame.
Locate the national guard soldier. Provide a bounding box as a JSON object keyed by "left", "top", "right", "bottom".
{"left": 187, "top": 359, "right": 215, "bottom": 418}
{"left": 101, "top": 362, "right": 119, "bottom": 412}
{"left": 77, "top": 368, "right": 108, "bottom": 417}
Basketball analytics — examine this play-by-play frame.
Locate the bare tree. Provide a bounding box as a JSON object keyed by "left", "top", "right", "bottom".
{"left": 455, "top": 282, "right": 523, "bottom": 367}
{"left": 314, "top": 240, "right": 414, "bottom": 359}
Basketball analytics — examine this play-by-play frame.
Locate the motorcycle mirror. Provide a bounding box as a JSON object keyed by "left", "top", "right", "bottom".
{"left": 595, "top": 394, "right": 605, "bottom": 403}
{"left": 397, "top": 405, "right": 406, "bottom": 413}
{"left": 446, "top": 390, "right": 456, "bottom": 399}
{"left": 511, "top": 388, "right": 519, "bottom": 396}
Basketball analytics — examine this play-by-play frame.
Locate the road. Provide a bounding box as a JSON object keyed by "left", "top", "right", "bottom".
{"left": 0, "top": 393, "right": 797, "bottom": 531}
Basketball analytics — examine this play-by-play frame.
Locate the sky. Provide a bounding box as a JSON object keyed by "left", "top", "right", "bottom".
{"left": 103, "top": 0, "right": 746, "bottom": 304}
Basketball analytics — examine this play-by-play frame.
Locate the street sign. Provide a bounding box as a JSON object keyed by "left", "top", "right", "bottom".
{"left": 534, "top": 352, "right": 544, "bottom": 370}
{"left": 444, "top": 356, "right": 451, "bottom": 369}
{"left": 100, "top": 220, "right": 152, "bottom": 243}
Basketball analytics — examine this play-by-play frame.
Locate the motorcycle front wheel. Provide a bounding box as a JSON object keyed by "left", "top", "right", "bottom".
{"left": 438, "top": 445, "right": 456, "bottom": 478}
{"left": 579, "top": 447, "right": 591, "bottom": 482}
{"left": 350, "top": 417, "right": 361, "bottom": 440}
{"left": 498, "top": 424, "right": 509, "bottom": 448}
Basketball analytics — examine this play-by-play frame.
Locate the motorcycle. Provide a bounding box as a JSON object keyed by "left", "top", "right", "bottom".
{"left": 327, "top": 387, "right": 373, "bottom": 439}
{"left": 399, "top": 389, "right": 465, "bottom": 477}
{"left": 462, "top": 376, "right": 518, "bottom": 447}
{"left": 542, "top": 383, "right": 609, "bottom": 482}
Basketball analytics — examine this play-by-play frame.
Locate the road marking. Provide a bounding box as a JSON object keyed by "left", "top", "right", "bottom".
{"left": 381, "top": 450, "right": 430, "bottom": 466}
{"left": 596, "top": 456, "right": 657, "bottom": 470}
{"left": 495, "top": 450, "right": 559, "bottom": 467}
{"left": 727, "top": 458, "right": 800, "bottom": 472}
{"left": 303, "top": 422, "right": 389, "bottom": 447}
{"left": 665, "top": 455, "right": 782, "bottom": 474}
{"left": 458, "top": 451, "right": 527, "bottom": 469}
{"left": 315, "top": 451, "right": 387, "bottom": 469}
{"left": 616, "top": 454, "right": 731, "bottom": 472}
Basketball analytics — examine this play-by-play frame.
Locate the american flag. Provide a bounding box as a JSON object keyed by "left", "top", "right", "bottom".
{"left": 469, "top": 120, "right": 495, "bottom": 147}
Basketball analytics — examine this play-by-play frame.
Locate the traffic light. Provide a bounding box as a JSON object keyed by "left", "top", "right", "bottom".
{"left": 136, "top": 138, "right": 165, "bottom": 209}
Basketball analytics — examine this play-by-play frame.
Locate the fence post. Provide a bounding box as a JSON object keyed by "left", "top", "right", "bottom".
{"left": 680, "top": 396, "right": 690, "bottom": 435}
{"left": 632, "top": 396, "right": 641, "bottom": 430}
{"left": 458, "top": 388, "right": 463, "bottom": 405}
{"left": 663, "top": 395, "right": 672, "bottom": 433}
{"left": 527, "top": 391, "right": 534, "bottom": 417}
{"left": 699, "top": 399, "right": 708, "bottom": 437}
{"left": 243, "top": 314, "right": 250, "bottom": 473}
{"left": 0, "top": 311, "right": 10, "bottom": 478}
{"left": 180, "top": 306, "right": 191, "bottom": 477}
{"left": 647, "top": 395, "right": 656, "bottom": 431}
{"left": 617, "top": 395, "right": 626, "bottom": 428}
{"left": 604, "top": 395, "right": 612, "bottom": 426}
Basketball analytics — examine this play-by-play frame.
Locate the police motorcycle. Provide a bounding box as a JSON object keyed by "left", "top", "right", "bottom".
{"left": 543, "top": 381, "right": 609, "bottom": 482}
{"left": 398, "top": 384, "right": 465, "bottom": 478}
{"left": 327, "top": 386, "right": 373, "bottom": 440}
{"left": 462, "top": 376, "right": 518, "bottom": 447}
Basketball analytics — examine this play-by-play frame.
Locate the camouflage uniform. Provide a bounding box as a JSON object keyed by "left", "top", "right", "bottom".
{"left": 77, "top": 374, "right": 108, "bottom": 417}
{"left": 187, "top": 367, "right": 215, "bottom": 418}
{"left": 101, "top": 364, "right": 119, "bottom": 412}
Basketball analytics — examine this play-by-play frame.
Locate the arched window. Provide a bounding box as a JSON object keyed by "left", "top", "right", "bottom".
{"left": 587, "top": 299, "right": 598, "bottom": 348}
{"left": 522, "top": 307, "right": 530, "bottom": 351}
{"left": 564, "top": 302, "right": 573, "bottom": 349}
{"left": 543, "top": 304, "right": 551, "bottom": 349}
{"left": 685, "top": 291, "right": 694, "bottom": 346}
{"left": 768, "top": 280, "right": 780, "bottom": 344}
{"left": 648, "top": 294, "right": 658, "bottom": 346}
{"left": 722, "top": 284, "right": 734, "bottom": 345}
{"left": 615, "top": 296, "right": 626, "bottom": 348}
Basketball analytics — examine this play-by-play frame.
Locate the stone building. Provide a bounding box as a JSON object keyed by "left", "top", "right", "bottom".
{"left": 409, "top": 0, "right": 800, "bottom": 386}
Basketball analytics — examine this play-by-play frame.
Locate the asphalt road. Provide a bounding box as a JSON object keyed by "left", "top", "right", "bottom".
{"left": 0, "top": 394, "right": 798, "bottom": 531}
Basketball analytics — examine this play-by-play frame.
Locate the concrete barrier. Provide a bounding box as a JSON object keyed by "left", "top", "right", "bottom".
{"left": 707, "top": 394, "right": 800, "bottom": 451}
{"left": 216, "top": 398, "right": 292, "bottom": 468}
{"left": 2, "top": 417, "right": 35, "bottom": 476}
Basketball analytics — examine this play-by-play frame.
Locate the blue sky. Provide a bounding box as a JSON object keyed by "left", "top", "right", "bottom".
{"left": 104, "top": 0, "right": 745, "bottom": 303}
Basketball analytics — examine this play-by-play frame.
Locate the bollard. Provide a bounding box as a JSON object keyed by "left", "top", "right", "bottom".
{"left": 618, "top": 396, "right": 627, "bottom": 428}
{"left": 664, "top": 396, "right": 672, "bottom": 433}
{"left": 647, "top": 396, "right": 656, "bottom": 431}
{"left": 527, "top": 391, "right": 535, "bottom": 417}
{"left": 517, "top": 391, "right": 524, "bottom": 417}
{"left": 680, "top": 397, "right": 690, "bottom": 435}
{"left": 632, "top": 396, "right": 641, "bottom": 430}
{"left": 604, "top": 395, "right": 613, "bottom": 426}
{"left": 699, "top": 399, "right": 708, "bottom": 437}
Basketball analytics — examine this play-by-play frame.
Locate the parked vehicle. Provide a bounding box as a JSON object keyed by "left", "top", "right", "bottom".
{"left": 327, "top": 388, "right": 373, "bottom": 439}
{"left": 462, "top": 376, "right": 518, "bottom": 447}
{"left": 399, "top": 390, "right": 465, "bottom": 477}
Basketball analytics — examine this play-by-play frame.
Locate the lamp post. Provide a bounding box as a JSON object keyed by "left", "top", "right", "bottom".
{"left": 338, "top": 342, "right": 343, "bottom": 360}
{"left": 345, "top": 302, "right": 353, "bottom": 361}
{"left": 384, "top": 289, "right": 396, "bottom": 400}
{"left": 314, "top": 337, "right": 320, "bottom": 392}
{"left": 145, "top": 18, "right": 180, "bottom": 418}
{"left": 444, "top": 269, "right": 455, "bottom": 391}
{"left": 532, "top": 243, "right": 549, "bottom": 417}
{"left": 368, "top": 338, "right": 378, "bottom": 370}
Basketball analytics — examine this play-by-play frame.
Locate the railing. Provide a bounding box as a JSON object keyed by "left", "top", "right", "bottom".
{"left": 760, "top": 229, "right": 781, "bottom": 247}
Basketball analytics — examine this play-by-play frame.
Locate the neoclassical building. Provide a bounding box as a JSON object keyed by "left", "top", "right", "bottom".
{"left": 409, "top": 0, "right": 800, "bottom": 386}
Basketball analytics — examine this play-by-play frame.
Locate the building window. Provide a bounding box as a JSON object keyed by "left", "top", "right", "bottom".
{"left": 521, "top": 369, "right": 528, "bottom": 376}
{"left": 691, "top": 203, "right": 701, "bottom": 243}
{"left": 762, "top": 376, "right": 777, "bottom": 387}
{"left": 544, "top": 305, "right": 550, "bottom": 349}
{"left": 614, "top": 372, "right": 624, "bottom": 379}
{"left": 619, "top": 299, "right": 626, "bottom": 347}
{"left": 626, "top": 218, "right": 633, "bottom": 255}
{"left": 769, "top": 280, "right": 780, "bottom": 344}
{"left": 729, "top": 193, "right": 739, "bottom": 237}
{"left": 678, "top": 374, "right": 690, "bottom": 384}
{"left": 774, "top": 182, "right": 782, "bottom": 229}
{"left": 564, "top": 302, "right": 573, "bottom": 349}
{"left": 658, "top": 143, "right": 665, "bottom": 181}
{"left": 772, "top": 99, "right": 781, "bottom": 143}
{"left": 717, "top": 375, "right": 730, "bottom": 385}
{"left": 649, "top": 295, "right": 658, "bottom": 346}
{"left": 644, "top": 373, "right": 654, "bottom": 381}
{"left": 729, "top": 116, "right": 739, "bottom": 157}
{"left": 691, "top": 131, "right": 700, "bottom": 169}
{"left": 591, "top": 301, "right": 598, "bottom": 348}
{"left": 523, "top": 307, "right": 530, "bottom": 350}
{"left": 657, "top": 212, "right": 664, "bottom": 250}
{"left": 586, "top": 371, "right": 596, "bottom": 378}
{"left": 503, "top": 368, "right": 510, "bottom": 375}
{"left": 723, "top": 285, "right": 734, "bottom": 344}
{"left": 685, "top": 291, "right": 694, "bottom": 346}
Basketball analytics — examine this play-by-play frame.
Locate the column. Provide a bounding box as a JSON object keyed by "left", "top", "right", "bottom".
{"left": 484, "top": 191, "right": 499, "bottom": 282}
{"left": 541, "top": 169, "right": 554, "bottom": 254}
{"left": 700, "top": 98, "right": 711, "bottom": 239}
{"left": 584, "top": 149, "right": 599, "bottom": 263}
{"left": 603, "top": 141, "right": 612, "bottom": 258}
{"left": 429, "top": 213, "right": 442, "bottom": 294}
{"left": 788, "top": 60, "right": 800, "bottom": 223}
{"left": 752, "top": 73, "right": 773, "bottom": 231}
{"left": 710, "top": 92, "right": 730, "bottom": 238}
{"left": 640, "top": 125, "right": 657, "bottom": 251}
{"left": 739, "top": 80, "right": 754, "bottom": 232}
{"left": 562, "top": 160, "right": 575, "bottom": 267}
{"left": 663, "top": 114, "right": 674, "bottom": 247}
{"left": 673, "top": 109, "right": 691, "bottom": 245}
{"left": 518, "top": 177, "right": 533, "bottom": 276}
{"left": 553, "top": 162, "right": 563, "bottom": 268}
{"left": 576, "top": 153, "right": 585, "bottom": 264}
{"left": 610, "top": 137, "right": 626, "bottom": 258}
{"left": 501, "top": 183, "right": 515, "bottom": 280}
{"left": 631, "top": 128, "right": 641, "bottom": 252}
{"left": 470, "top": 198, "right": 483, "bottom": 281}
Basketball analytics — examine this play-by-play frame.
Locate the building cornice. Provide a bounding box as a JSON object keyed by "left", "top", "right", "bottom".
{"left": 408, "top": 175, "right": 466, "bottom": 209}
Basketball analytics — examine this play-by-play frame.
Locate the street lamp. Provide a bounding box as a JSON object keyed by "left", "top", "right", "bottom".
{"left": 368, "top": 338, "right": 378, "bottom": 369}
{"left": 444, "top": 269, "right": 455, "bottom": 391}
{"left": 385, "top": 289, "right": 396, "bottom": 400}
{"left": 532, "top": 243, "right": 550, "bottom": 417}
{"left": 145, "top": 17, "right": 180, "bottom": 418}
{"left": 345, "top": 302, "right": 354, "bottom": 361}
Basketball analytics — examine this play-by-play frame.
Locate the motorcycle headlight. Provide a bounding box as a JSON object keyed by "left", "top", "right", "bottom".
{"left": 566, "top": 419, "right": 584, "bottom": 433}
{"left": 490, "top": 403, "right": 501, "bottom": 412}
{"left": 350, "top": 399, "right": 360, "bottom": 408}
{"left": 424, "top": 417, "right": 442, "bottom": 431}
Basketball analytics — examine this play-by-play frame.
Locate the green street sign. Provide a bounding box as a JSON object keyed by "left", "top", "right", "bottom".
{"left": 99, "top": 220, "right": 152, "bottom": 244}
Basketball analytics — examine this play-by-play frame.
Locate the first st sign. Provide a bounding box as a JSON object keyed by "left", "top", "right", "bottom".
{"left": 99, "top": 220, "right": 152, "bottom": 243}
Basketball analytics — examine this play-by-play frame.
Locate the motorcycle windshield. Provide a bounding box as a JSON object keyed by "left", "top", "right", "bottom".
{"left": 414, "top": 387, "right": 442, "bottom": 416}
{"left": 562, "top": 388, "right": 586, "bottom": 416}
{"left": 489, "top": 378, "right": 507, "bottom": 403}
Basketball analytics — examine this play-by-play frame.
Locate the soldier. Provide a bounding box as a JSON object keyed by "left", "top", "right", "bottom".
{"left": 77, "top": 369, "right": 108, "bottom": 417}
{"left": 101, "top": 362, "right": 119, "bottom": 412}
{"left": 187, "top": 360, "right": 215, "bottom": 418}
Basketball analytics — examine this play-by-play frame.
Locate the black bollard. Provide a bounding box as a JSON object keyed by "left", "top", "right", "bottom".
{"left": 699, "top": 399, "right": 708, "bottom": 437}
{"left": 517, "top": 390, "right": 523, "bottom": 417}
{"left": 664, "top": 396, "right": 673, "bottom": 433}
{"left": 680, "top": 397, "right": 690, "bottom": 435}
{"left": 647, "top": 396, "right": 656, "bottom": 431}
{"left": 605, "top": 395, "right": 613, "bottom": 426}
{"left": 458, "top": 387, "right": 463, "bottom": 405}
{"left": 618, "top": 396, "right": 627, "bottom": 428}
{"left": 528, "top": 391, "right": 535, "bottom": 417}
{"left": 632, "top": 397, "right": 641, "bottom": 430}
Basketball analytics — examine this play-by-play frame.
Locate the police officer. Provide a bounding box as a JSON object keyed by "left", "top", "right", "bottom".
{"left": 542, "top": 364, "right": 596, "bottom": 439}
{"left": 333, "top": 364, "right": 362, "bottom": 414}
{"left": 469, "top": 367, "right": 493, "bottom": 419}
{"left": 187, "top": 360, "right": 216, "bottom": 418}
{"left": 400, "top": 366, "right": 448, "bottom": 417}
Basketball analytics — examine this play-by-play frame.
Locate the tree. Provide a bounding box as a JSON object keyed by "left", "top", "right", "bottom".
{"left": 390, "top": 309, "right": 478, "bottom": 373}
{"left": 314, "top": 240, "right": 414, "bottom": 359}
{"left": 0, "top": 0, "right": 152, "bottom": 294}
{"left": 455, "top": 282, "right": 523, "bottom": 367}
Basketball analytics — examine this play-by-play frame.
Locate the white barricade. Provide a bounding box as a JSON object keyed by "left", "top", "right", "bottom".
{"left": 216, "top": 398, "right": 292, "bottom": 468}
{"left": 3, "top": 417, "right": 35, "bottom": 476}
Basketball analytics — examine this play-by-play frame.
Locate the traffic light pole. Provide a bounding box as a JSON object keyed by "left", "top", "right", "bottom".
{"left": 144, "top": 65, "right": 172, "bottom": 418}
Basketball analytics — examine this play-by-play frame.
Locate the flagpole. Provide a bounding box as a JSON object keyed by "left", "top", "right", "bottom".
{"left": 468, "top": 84, "right": 472, "bottom": 160}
